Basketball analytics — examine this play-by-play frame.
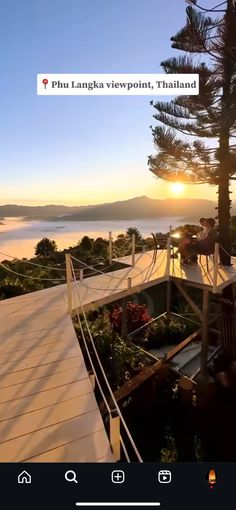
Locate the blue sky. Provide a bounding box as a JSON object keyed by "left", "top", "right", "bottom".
{"left": 0, "top": 0, "right": 225, "bottom": 205}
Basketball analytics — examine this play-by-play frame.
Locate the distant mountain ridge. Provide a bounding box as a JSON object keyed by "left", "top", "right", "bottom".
{"left": 0, "top": 204, "right": 86, "bottom": 218}
{"left": 0, "top": 196, "right": 229, "bottom": 221}
{"left": 53, "top": 196, "right": 221, "bottom": 221}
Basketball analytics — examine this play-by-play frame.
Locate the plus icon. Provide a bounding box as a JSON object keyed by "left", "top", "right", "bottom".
{"left": 111, "top": 470, "right": 125, "bottom": 484}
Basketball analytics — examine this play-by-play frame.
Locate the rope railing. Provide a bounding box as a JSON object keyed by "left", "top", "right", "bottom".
{"left": 70, "top": 246, "right": 167, "bottom": 293}
{"left": 71, "top": 245, "right": 159, "bottom": 282}
{"left": 3, "top": 228, "right": 231, "bottom": 293}
{"left": 130, "top": 248, "right": 166, "bottom": 282}
{"left": 71, "top": 254, "right": 130, "bottom": 281}
{"left": 70, "top": 256, "right": 143, "bottom": 463}
{"left": 0, "top": 261, "right": 67, "bottom": 281}
{"left": 0, "top": 230, "right": 162, "bottom": 285}
{"left": 112, "top": 236, "right": 132, "bottom": 252}
{"left": 0, "top": 250, "right": 67, "bottom": 272}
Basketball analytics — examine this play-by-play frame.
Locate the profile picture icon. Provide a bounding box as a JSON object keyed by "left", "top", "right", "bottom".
{"left": 206, "top": 469, "right": 217, "bottom": 488}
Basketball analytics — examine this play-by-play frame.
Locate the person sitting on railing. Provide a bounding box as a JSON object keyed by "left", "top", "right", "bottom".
{"left": 178, "top": 218, "right": 218, "bottom": 266}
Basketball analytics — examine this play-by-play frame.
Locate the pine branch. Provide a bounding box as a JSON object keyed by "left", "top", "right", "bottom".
{"left": 152, "top": 100, "right": 196, "bottom": 120}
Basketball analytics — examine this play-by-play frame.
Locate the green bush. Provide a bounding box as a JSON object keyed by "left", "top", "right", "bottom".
{"left": 75, "top": 313, "right": 148, "bottom": 389}
{"left": 0, "top": 278, "right": 25, "bottom": 299}
{"left": 133, "top": 316, "right": 187, "bottom": 349}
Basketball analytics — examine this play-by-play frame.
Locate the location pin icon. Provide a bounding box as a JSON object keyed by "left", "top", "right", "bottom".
{"left": 42, "top": 78, "right": 48, "bottom": 90}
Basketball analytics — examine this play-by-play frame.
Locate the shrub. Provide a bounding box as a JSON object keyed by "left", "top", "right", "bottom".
{"left": 75, "top": 313, "right": 148, "bottom": 389}
{"left": 134, "top": 316, "right": 187, "bottom": 349}
{"left": 0, "top": 278, "right": 25, "bottom": 299}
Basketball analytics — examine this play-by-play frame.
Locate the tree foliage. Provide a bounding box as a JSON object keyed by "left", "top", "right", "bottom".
{"left": 149, "top": 0, "right": 236, "bottom": 263}
{"left": 79, "top": 235, "right": 93, "bottom": 252}
{"left": 35, "top": 237, "right": 58, "bottom": 258}
{"left": 126, "top": 227, "right": 143, "bottom": 241}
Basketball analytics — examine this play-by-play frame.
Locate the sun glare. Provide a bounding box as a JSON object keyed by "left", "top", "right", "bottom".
{"left": 170, "top": 182, "right": 185, "bottom": 196}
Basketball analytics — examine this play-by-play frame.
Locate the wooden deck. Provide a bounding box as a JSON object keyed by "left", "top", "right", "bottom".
{"left": 71, "top": 250, "right": 236, "bottom": 313}
{"left": 1, "top": 248, "right": 236, "bottom": 462}
{"left": 115, "top": 250, "right": 236, "bottom": 291}
{"left": 0, "top": 286, "right": 113, "bottom": 462}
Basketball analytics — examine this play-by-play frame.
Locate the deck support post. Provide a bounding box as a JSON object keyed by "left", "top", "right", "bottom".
{"left": 131, "top": 234, "right": 135, "bottom": 267}
{"left": 89, "top": 371, "right": 96, "bottom": 391}
{"left": 213, "top": 242, "right": 219, "bottom": 294}
{"left": 108, "top": 231, "right": 112, "bottom": 265}
{"left": 165, "top": 225, "right": 172, "bottom": 278}
{"left": 200, "top": 289, "right": 209, "bottom": 378}
{"left": 110, "top": 410, "right": 120, "bottom": 461}
{"left": 121, "top": 297, "right": 128, "bottom": 339}
{"left": 178, "top": 376, "right": 194, "bottom": 405}
{"left": 79, "top": 269, "right": 84, "bottom": 282}
{"left": 65, "top": 253, "right": 73, "bottom": 315}
{"left": 166, "top": 280, "right": 171, "bottom": 321}
{"left": 174, "top": 280, "right": 204, "bottom": 323}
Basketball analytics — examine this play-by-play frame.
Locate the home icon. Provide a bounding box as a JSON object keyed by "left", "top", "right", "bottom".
{"left": 18, "top": 471, "right": 31, "bottom": 484}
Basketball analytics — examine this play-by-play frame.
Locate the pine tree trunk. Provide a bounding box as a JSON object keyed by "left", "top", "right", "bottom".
{"left": 217, "top": 0, "right": 235, "bottom": 266}
{"left": 218, "top": 148, "right": 231, "bottom": 266}
{"left": 218, "top": 1, "right": 235, "bottom": 360}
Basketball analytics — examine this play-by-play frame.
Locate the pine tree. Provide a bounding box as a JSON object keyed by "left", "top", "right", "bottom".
{"left": 149, "top": 0, "right": 236, "bottom": 265}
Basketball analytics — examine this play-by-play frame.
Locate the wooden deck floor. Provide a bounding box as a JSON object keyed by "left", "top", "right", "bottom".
{"left": 0, "top": 286, "right": 113, "bottom": 462}
{"left": 1, "top": 249, "right": 236, "bottom": 462}
{"left": 115, "top": 250, "right": 236, "bottom": 291}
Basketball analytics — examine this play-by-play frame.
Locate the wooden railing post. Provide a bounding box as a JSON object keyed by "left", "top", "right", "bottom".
{"left": 88, "top": 371, "right": 96, "bottom": 391}
{"left": 109, "top": 231, "right": 112, "bottom": 265}
{"left": 80, "top": 269, "right": 84, "bottom": 282}
{"left": 65, "top": 253, "right": 73, "bottom": 315}
{"left": 213, "top": 242, "right": 219, "bottom": 294}
{"left": 110, "top": 410, "right": 120, "bottom": 461}
{"left": 131, "top": 233, "right": 135, "bottom": 267}
{"left": 165, "top": 226, "right": 172, "bottom": 278}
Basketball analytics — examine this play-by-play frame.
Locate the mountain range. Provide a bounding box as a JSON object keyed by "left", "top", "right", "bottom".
{"left": 0, "top": 196, "right": 234, "bottom": 221}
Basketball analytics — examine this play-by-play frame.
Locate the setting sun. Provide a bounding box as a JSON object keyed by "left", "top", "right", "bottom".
{"left": 170, "top": 182, "right": 185, "bottom": 196}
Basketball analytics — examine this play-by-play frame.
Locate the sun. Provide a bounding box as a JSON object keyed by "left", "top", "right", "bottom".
{"left": 170, "top": 182, "right": 185, "bottom": 196}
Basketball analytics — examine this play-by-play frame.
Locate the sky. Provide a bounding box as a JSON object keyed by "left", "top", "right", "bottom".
{"left": 1, "top": 0, "right": 234, "bottom": 206}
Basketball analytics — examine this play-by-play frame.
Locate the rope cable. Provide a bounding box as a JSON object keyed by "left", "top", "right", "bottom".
{"left": 70, "top": 259, "right": 143, "bottom": 462}
{"left": 0, "top": 251, "right": 67, "bottom": 271}
{"left": 70, "top": 247, "right": 168, "bottom": 293}
{"left": 71, "top": 282, "right": 111, "bottom": 416}
{"left": 0, "top": 262, "right": 66, "bottom": 281}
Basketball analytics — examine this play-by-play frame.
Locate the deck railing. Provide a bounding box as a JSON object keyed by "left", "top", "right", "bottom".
{"left": 66, "top": 253, "right": 143, "bottom": 463}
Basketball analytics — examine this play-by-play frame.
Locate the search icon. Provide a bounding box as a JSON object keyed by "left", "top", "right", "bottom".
{"left": 65, "top": 470, "right": 78, "bottom": 484}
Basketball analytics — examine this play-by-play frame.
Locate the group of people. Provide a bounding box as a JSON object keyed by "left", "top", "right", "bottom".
{"left": 176, "top": 217, "right": 218, "bottom": 266}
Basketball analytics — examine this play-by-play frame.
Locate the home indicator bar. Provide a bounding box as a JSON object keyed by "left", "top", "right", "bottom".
{"left": 76, "top": 504, "right": 161, "bottom": 507}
